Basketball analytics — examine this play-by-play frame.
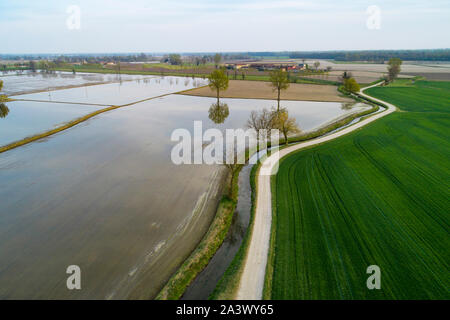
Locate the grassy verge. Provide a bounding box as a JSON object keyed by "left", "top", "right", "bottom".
{"left": 0, "top": 95, "right": 13, "bottom": 102}
{"left": 283, "top": 104, "right": 379, "bottom": 145}
{"left": 209, "top": 162, "right": 261, "bottom": 300}
{"left": 267, "top": 80, "right": 450, "bottom": 299}
{"left": 262, "top": 172, "right": 278, "bottom": 299}
{"left": 156, "top": 166, "right": 242, "bottom": 300}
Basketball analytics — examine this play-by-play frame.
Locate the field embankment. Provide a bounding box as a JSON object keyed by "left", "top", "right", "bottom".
{"left": 267, "top": 80, "right": 450, "bottom": 299}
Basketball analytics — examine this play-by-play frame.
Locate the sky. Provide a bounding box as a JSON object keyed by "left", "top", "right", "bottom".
{"left": 2, "top": 0, "right": 450, "bottom": 54}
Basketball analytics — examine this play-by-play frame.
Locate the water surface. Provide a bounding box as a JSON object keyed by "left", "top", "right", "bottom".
{"left": 14, "top": 76, "right": 208, "bottom": 106}
{"left": 0, "top": 94, "right": 369, "bottom": 299}
{"left": 1, "top": 71, "right": 151, "bottom": 95}
{"left": 0, "top": 100, "right": 104, "bottom": 147}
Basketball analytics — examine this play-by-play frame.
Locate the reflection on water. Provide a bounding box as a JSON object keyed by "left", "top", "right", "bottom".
{"left": 2, "top": 76, "right": 208, "bottom": 146}
{"left": 15, "top": 76, "right": 208, "bottom": 106}
{"left": 0, "top": 94, "right": 371, "bottom": 299}
{"left": 0, "top": 71, "right": 154, "bottom": 95}
{"left": 0, "top": 100, "right": 104, "bottom": 147}
{"left": 0, "top": 103, "right": 9, "bottom": 118}
{"left": 341, "top": 101, "right": 358, "bottom": 110}
{"left": 208, "top": 102, "right": 230, "bottom": 124}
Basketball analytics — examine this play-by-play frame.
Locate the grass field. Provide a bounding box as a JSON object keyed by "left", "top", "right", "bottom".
{"left": 268, "top": 80, "right": 450, "bottom": 299}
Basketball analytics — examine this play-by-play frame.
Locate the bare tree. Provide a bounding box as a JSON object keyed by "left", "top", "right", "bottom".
{"left": 246, "top": 108, "right": 276, "bottom": 152}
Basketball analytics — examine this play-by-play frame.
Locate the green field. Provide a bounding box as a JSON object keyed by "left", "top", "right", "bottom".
{"left": 268, "top": 80, "right": 450, "bottom": 299}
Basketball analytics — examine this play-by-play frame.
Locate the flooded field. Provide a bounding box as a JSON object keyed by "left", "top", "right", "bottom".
{"left": 0, "top": 71, "right": 151, "bottom": 95}
{"left": 14, "top": 76, "right": 208, "bottom": 106}
{"left": 1, "top": 76, "right": 208, "bottom": 148}
{"left": 0, "top": 100, "right": 104, "bottom": 147}
{"left": 0, "top": 79, "right": 371, "bottom": 299}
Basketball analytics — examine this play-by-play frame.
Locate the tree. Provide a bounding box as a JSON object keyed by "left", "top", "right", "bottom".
{"left": 29, "top": 61, "right": 36, "bottom": 72}
{"left": 0, "top": 80, "right": 3, "bottom": 92}
{"left": 269, "top": 69, "right": 290, "bottom": 111}
{"left": 271, "top": 108, "right": 301, "bottom": 145}
{"left": 246, "top": 108, "right": 275, "bottom": 152}
{"left": 168, "top": 54, "right": 182, "bottom": 66}
{"left": 339, "top": 71, "right": 353, "bottom": 83}
{"left": 387, "top": 58, "right": 402, "bottom": 82}
{"left": 314, "top": 61, "right": 320, "bottom": 71}
{"left": 214, "top": 53, "right": 222, "bottom": 68}
{"left": 343, "top": 77, "right": 360, "bottom": 93}
{"left": 208, "top": 68, "right": 229, "bottom": 104}
{"left": 115, "top": 61, "right": 121, "bottom": 74}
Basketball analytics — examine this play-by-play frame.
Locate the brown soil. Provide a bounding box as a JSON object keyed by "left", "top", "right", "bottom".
{"left": 179, "top": 80, "right": 352, "bottom": 102}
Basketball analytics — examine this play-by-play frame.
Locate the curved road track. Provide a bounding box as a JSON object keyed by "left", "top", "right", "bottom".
{"left": 236, "top": 82, "right": 397, "bottom": 299}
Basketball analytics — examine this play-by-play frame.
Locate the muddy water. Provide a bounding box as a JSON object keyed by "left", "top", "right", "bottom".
{"left": 0, "top": 94, "right": 369, "bottom": 299}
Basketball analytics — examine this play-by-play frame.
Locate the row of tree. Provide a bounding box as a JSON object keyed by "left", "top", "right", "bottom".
{"left": 163, "top": 53, "right": 223, "bottom": 68}
{"left": 289, "top": 49, "right": 450, "bottom": 62}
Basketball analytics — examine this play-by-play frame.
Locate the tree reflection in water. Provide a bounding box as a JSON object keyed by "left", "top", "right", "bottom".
{"left": 341, "top": 102, "right": 357, "bottom": 110}
{"left": 208, "top": 102, "right": 229, "bottom": 124}
{"left": 0, "top": 103, "right": 9, "bottom": 118}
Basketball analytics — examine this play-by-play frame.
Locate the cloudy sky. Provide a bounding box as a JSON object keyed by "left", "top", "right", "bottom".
{"left": 1, "top": 0, "right": 449, "bottom": 53}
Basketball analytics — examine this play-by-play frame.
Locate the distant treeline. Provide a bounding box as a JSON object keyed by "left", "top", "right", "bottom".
{"left": 287, "top": 49, "right": 450, "bottom": 62}
{"left": 2, "top": 49, "right": 449, "bottom": 62}
{"left": 0, "top": 53, "right": 156, "bottom": 63}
